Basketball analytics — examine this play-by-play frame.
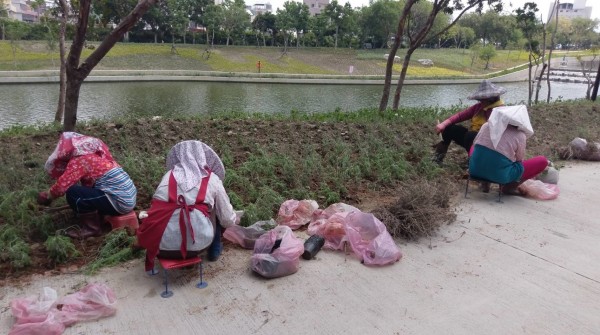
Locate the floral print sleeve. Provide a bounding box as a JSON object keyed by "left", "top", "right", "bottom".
{"left": 49, "top": 154, "right": 118, "bottom": 198}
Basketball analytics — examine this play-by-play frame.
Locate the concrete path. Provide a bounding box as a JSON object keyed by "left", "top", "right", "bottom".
{"left": 1, "top": 162, "right": 599, "bottom": 335}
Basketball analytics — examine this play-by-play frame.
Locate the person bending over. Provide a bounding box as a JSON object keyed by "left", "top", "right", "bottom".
{"left": 136, "top": 140, "right": 241, "bottom": 273}
{"left": 38, "top": 132, "right": 137, "bottom": 239}
{"left": 433, "top": 80, "right": 507, "bottom": 164}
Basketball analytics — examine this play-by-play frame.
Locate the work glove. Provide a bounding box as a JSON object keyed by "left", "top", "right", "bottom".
{"left": 37, "top": 191, "right": 52, "bottom": 206}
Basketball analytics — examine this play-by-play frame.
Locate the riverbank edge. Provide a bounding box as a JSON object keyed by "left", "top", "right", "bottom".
{"left": 0, "top": 68, "right": 529, "bottom": 85}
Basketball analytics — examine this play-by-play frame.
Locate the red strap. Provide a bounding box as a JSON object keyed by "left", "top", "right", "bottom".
{"left": 195, "top": 171, "right": 211, "bottom": 204}
{"left": 168, "top": 172, "right": 177, "bottom": 203}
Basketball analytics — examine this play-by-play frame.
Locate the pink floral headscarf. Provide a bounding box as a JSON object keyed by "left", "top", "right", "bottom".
{"left": 44, "top": 132, "right": 114, "bottom": 179}
{"left": 166, "top": 140, "right": 225, "bottom": 191}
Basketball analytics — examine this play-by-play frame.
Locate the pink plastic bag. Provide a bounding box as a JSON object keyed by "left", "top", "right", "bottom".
{"left": 344, "top": 211, "right": 402, "bottom": 266}
{"left": 55, "top": 283, "right": 117, "bottom": 327}
{"left": 9, "top": 287, "right": 64, "bottom": 335}
{"left": 277, "top": 199, "right": 319, "bottom": 230}
{"left": 518, "top": 179, "right": 560, "bottom": 200}
{"left": 307, "top": 203, "right": 360, "bottom": 250}
{"left": 9, "top": 283, "right": 117, "bottom": 335}
{"left": 251, "top": 226, "right": 304, "bottom": 278}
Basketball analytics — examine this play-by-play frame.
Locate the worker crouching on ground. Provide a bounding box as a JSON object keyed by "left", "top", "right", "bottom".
{"left": 433, "top": 79, "right": 507, "bottom": 164}
{"left": 468, "top": 105, "right": 548, "bottom": 195}
{"left": 136, "top": 140, "right": 241, "bottom": 274}
{"left": 38, "top": 132, "right": 137, "bottom": 238}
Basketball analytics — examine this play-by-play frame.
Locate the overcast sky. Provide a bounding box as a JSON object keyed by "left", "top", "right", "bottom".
{"left": 264, "top": 0, "right": 599, "bottom": 22}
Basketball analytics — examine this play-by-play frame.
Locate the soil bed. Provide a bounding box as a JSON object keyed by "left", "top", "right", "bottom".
{"left": 1, "top": 100, "right": 598, "bottom": 285}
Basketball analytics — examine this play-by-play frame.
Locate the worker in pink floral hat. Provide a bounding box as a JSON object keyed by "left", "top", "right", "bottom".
{"left": 38, "top": 132, "right": 137, "bottom": 238}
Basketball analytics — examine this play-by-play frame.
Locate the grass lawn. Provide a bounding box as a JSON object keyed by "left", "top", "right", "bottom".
{"left": 1, "top": 41, "right": 592, "bottom": 78}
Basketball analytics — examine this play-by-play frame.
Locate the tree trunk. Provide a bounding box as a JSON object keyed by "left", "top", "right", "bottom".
{"left": 591, "top": 60, "right": 600, "bottom": 101}
{"left": 334, "top": 25, "right": 338, "bottom": 48}
{"left": 546, "top": 3, "right": 559, "bottom": 103}
{"left": 534, "top": 63, "right": 547, "bottom": 103}
{"left": 54, "top": 0, "right": 68, "bottom": 123}
{"left": 535, "top": 24, "right": 547, "bottom": 104}
{"left": 392, "top": 48, "right": 416, "bottom": 110}
{"left": 63, "top": 0, "right": 157, "bottom": 131}
{"left": 154, "top": 31, "right": 158, "bottom": 43}
{"left": 527, "top": 53, "right": 533, "bottom": 106}
{"left": 379, "top": 0, "right": 415, "bottom": 111}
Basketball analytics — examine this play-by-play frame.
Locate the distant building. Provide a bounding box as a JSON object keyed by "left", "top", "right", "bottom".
{"left": 246, "top": 3, "right": 272, "bottom": 22}
{"left": 304, "top": 0, "right": 329, "bottom": 16}
{"left": 248, "top": 3, "right": 272, "bottom": 16}
{"left": 548, "top": 0, "right": 593, "bottom": 21}
{"left": 2, "top": 0, "right": 45, "bottom": 22}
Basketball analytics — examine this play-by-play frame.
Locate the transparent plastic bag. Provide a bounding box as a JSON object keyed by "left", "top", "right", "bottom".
{"left": 9, "top": 284, "right": 116, "bottom": 335}
{"left": 307, "top": 203, "right": 360, "bottom": 250}
{"left": 276, "top": 199, "right": 319, "bottom": 230}
{"left": 518, "top": 179, "right": 560, "bottom": 200}
{"left": 251, "top": 226, "right": 304, "bottom": 278}
{"left": 223, "top": 219, "right": 276, "bottom": 249}
{"left": 344, "top": 211, "right": 402, "bottom": 266}
{"left": 55, "top": 283, "right": 117, "bottom": 327}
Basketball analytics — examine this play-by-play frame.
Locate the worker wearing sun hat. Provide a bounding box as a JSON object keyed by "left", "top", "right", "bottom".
{"left": 432, "top": 79, "right": 507, "bottom": 164}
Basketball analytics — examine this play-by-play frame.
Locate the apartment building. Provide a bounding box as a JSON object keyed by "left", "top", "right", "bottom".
{"left": 2, "top": 0, "right": 44, "bottom": 22}
{"left": 304, "top": 0, "right": 329, "bottom": 16}
{"left": 548, "top": 0, "right": 593, "bottom": 21}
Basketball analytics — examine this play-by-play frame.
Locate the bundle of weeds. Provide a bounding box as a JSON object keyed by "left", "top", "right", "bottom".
{"left": 376, "top": 178, "right": 456, "bottom": 240}
{"left": 84, "top": 229, "right": 141, "bottom": 274}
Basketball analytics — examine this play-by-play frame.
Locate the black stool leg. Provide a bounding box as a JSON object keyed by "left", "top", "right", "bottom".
{"left": 497, "top": 184, "right": 503, "bottom": 203}
{"left": 465, "top": 178, "right": 470, "bottom": 198}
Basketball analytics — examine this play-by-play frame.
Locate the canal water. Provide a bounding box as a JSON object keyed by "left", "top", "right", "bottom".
{"left": 0, "top": 80, "right": 589, "bottom": 129}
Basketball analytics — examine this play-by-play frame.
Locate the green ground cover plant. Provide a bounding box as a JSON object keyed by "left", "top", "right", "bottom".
{"left": 0, "top": 100, "right": 598, "bottom": 281}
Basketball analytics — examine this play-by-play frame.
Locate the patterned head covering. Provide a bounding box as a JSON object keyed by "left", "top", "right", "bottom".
{"left": 467, "top": 80, "right": 507, "bottom": 100}
{"left": 487, "top": 105, "right": 534, "bottom": 149}
{"left": 44, "top": 132, "right": 114, "bottom": 179}
{"left": 166, "top": 140, "right": 225, "bottom": 191}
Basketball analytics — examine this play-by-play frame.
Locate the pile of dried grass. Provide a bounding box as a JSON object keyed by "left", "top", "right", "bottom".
{"left": 373, "top": 179, "right": 456, "bottom": 240}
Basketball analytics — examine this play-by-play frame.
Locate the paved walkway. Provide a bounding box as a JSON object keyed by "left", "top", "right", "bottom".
{"left": 1, "top": 162, "right": 599, "bottom": 334}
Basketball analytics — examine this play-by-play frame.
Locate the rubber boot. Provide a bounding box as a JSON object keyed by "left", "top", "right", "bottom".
{"left": 432, "top": 141, "right": 450, "bottom": 165}
{"left": 66, "top": 211, "right": 103, "bottom": 239}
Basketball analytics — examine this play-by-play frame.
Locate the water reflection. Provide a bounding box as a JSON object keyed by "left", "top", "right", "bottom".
{"left": 0, "top": 80, "right": 588, "bottom": 129}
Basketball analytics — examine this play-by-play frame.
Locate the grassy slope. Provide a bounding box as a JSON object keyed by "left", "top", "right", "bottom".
{"left": 2, "top": 41, "right": 590, "bottom": 77}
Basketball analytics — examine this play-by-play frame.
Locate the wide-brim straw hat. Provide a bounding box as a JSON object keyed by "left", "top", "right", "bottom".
{"left": 467, "top": 80, "right": 507, "bottom": 100}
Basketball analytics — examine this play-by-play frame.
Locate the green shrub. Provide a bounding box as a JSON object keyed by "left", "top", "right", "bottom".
{"left": 0, "top": 226, "right": 31, "bottom": 268}
{"left": 45, "top": 235, "right": 80, "bottom": 264}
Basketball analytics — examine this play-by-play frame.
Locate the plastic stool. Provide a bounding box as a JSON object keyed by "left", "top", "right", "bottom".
{"left": 105, "top": 211, "right": 139, "bottom": 235}
{"left": 465, "top": 175, "right": 504, "bottom": 203}
{"left": 156, "top": 256, "right": 207, "bottom": 298}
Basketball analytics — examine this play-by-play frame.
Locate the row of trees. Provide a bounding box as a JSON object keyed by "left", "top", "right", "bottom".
{"left": 3, "top": 0, "right": 597, "bottom": 50}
